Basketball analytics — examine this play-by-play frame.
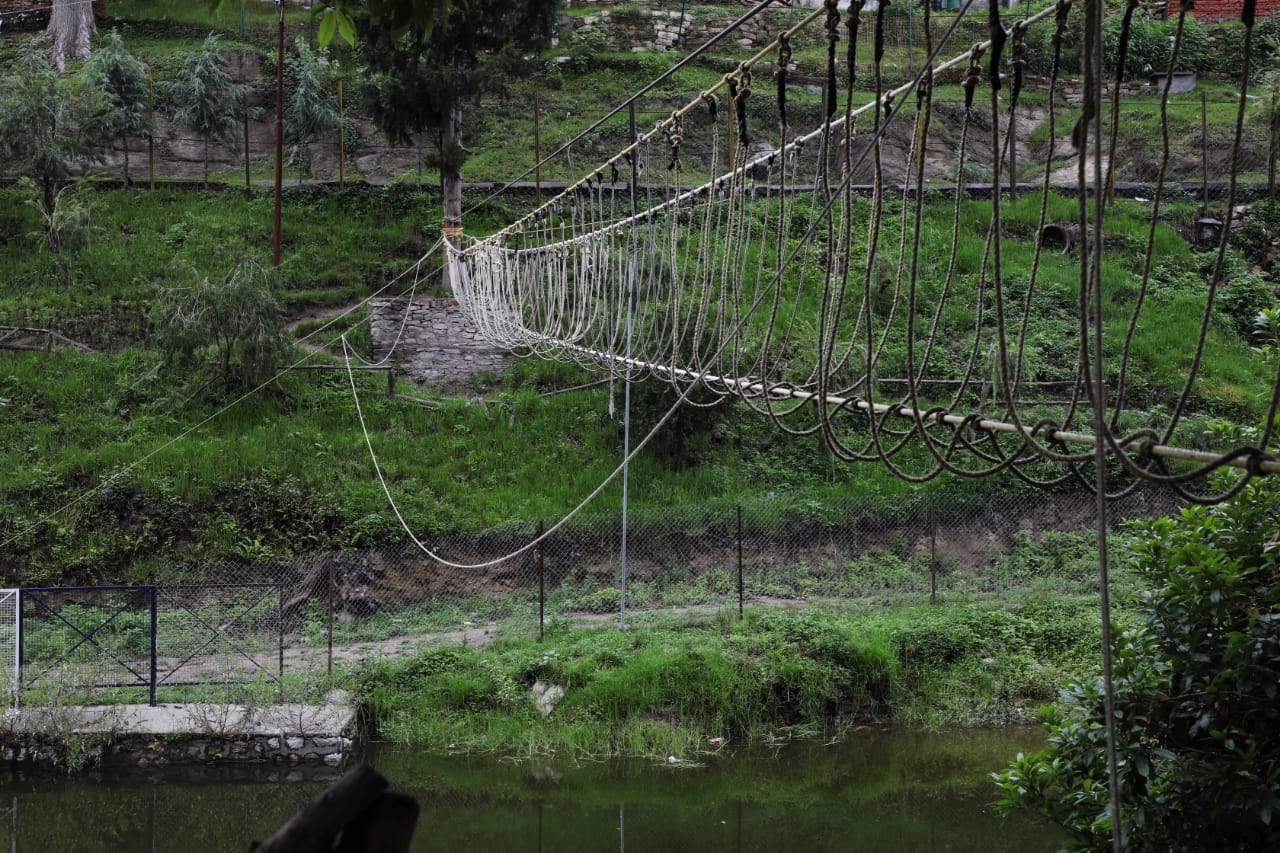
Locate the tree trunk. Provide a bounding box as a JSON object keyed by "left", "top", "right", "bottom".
{"left": 203, "top": 134, "right": 210, "bottom": 190}
{"left": 441, "top": 103, "right": 463, "bottom": 292}
{"left": 122, "top": 131, "right": 130, "bottom": 187}
{"left": 45, "top": 0, "right": 96, "bottom": 71}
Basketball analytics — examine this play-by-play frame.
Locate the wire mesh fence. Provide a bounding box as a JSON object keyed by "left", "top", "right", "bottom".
{"left": 18, "top": 586, "right": 157, "bottom": 706}
{"left": 3, "top": 485, "right": 1183, "bottom": 706}
{"left": 0, "top": 590, "right": 16, "bottom": 705}
{"left": 150, "top": 486, "right": 1183, "bottom": 672}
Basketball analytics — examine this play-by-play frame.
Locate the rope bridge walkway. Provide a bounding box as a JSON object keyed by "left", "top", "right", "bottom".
{"left": 429, "top": 0, "right": 1280, "bottom": 512}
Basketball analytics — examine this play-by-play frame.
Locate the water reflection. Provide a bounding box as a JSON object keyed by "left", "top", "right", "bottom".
{"left": 0, "top": 729, "right": 1059, "bottom": 852}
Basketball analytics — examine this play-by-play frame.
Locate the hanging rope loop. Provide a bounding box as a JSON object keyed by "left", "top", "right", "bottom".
{"left": 702, "top": 91, "right": 718, "bottom": 122}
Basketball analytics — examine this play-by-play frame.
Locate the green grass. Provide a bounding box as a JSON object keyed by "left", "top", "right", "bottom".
{"left": 1, "top": 185, "right": 1272, "bottom": 584}
{"left": 352, "top": 600, "right": 1107, "bottom": 757}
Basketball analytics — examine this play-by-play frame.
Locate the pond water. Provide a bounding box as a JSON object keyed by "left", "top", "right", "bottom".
{"left": 0, "top": 729, "right": 1059, "bottom": 852}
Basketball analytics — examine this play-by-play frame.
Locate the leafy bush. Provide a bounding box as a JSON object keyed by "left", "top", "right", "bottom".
{"left": 995, "top": 475, "right": 1280, "bottom": 851}
{"left": 151, "top": 257, "right": 288, "bottom": 393}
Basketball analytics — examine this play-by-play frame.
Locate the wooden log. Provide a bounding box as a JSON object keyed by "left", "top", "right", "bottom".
{"left": 251, "top": 764, "right": 389, "bottom": 853}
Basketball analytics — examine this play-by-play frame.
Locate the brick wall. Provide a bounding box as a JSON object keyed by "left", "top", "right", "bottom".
{"left": 1169, "top": 0, "right": 1280, "bottom": 22}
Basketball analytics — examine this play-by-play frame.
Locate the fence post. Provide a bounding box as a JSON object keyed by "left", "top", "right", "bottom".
{"left": 537, "top": 520, "right": 545, "bottom": 642}
{"left": 1201, "top": 89, "right": 1209, "bottom": 217}
{"left": 278, "top": 584, "right": 285, "bottom": 702}
{"left": 930, "top": 498, "right": 938, "bottom": 606}
{"left": 736, "top": 505, "right": 744, "bottom": 620}
{"left": 149, "top": 586, "right": 158, "bottom": 707}
{"left": 327, "top": 560, "right": 335, "bottom": 679}
{"left": 15, "top": 590, "right": 22, "bottom": 709}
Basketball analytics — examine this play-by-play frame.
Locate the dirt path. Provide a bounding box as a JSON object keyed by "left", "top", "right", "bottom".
{"left": 300, "top": 597, "right": 812, "bottom": 670}
{"left": 286, "top": 304, "right": 359, "bottom": 355}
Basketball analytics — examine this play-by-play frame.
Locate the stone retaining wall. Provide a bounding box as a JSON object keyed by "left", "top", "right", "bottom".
{"left": 369, "top": 296, "right": 514, "bottom": 386}
{"left": 3, "top": 733, "right": 353, "bottom": 769}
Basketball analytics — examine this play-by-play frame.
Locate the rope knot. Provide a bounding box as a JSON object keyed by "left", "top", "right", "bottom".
{"left": 667, "top": 113, "right": 684, "bottom": 172}
{"left": 963, "top": 44, "right": 986, "bottom": 119}
{"left": 825, "top": 0, "right": 841, "bottom": 43}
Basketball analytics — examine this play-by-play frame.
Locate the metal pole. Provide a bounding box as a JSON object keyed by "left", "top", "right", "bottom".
{"left": 736, "top": 505, "right": 744, "bottom": 620}
{"left": 278, "top": 583, "right": 285, "bottom": 702}
{"left": 930, "top": 499, "right": 938, "bottom": 605}
{"left": 1087, "top": 0, "right": 1123, "bottom": 846}
{"left": 1202, "top": 89, "right": 1209, "bottom": 217}
{"left": 273, "top": 0, "right": 285, "bottom": 268}
{"left": 620, "top": 257, "right": 635, "bottom": 629}
{"left": 149, "top": 586, "right": 157, "bottom": 707}
{"left": 14, "top": 591, "right": 22, "bottom": 708}
{"left": 338, "top": 79, "right": 346, "bottom": 190}
{"left": 327, "top": 561, "right": 335, "bottom": 679}
{"left": 538, "top": 520, "right": 546, "bottom": 642}
{"left": 534, "top": 90, "right": 542, "bottom": 207}
{"left": 620, "top": 104, "right": 638, "bottom": 629}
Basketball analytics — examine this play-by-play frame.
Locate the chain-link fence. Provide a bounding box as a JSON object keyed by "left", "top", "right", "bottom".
{"left": 3, "top": 486, "right": 1181, "bottom": 705}
{"left": 145, "top": 486, "right": 1181, "bottom": 675}
{"left": 11, "top": 584, "right": 288, "bottom": 707}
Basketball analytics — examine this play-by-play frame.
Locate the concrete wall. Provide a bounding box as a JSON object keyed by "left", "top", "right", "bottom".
{"left": 369, "top": 296, "right": 514, "bottom": 387}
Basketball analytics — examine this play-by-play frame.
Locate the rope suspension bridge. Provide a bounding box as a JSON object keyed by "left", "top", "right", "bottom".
{"left": 399, "top": 8, "right": 1280, "bottom": 843}
{"left": 434, "top": 0, "right": 1280, "bottom": 508}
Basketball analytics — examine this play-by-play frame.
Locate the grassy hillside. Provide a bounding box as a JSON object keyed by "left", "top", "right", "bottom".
{"left": 1, "top": 181, "right": 1274, "bottom": 586}
{"left": 1, "top": 4, "right": 1277, "bottom": 586}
